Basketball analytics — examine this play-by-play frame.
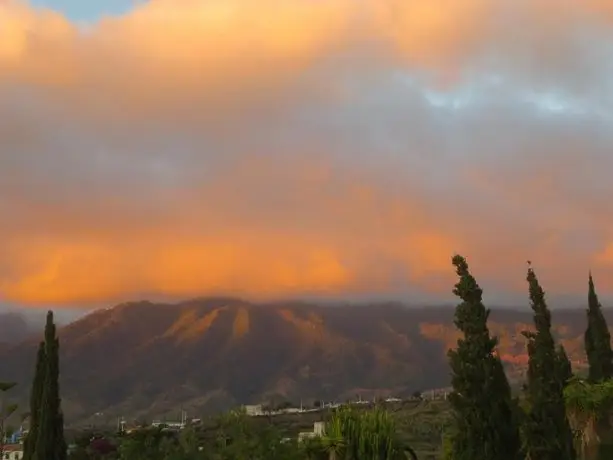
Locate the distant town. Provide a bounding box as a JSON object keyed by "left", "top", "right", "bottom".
{"left": 2, "top": 388, "right": 450, "bottom": 459}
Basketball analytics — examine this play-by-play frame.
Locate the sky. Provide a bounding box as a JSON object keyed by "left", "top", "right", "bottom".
{"left": 1, "top": 0, "right": 613, "bottom": 311}
{"left": 28, "top": 0, "right": 133, "bottom": 22}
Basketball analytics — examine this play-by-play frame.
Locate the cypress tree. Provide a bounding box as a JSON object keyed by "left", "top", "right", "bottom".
{"left": 447, "top": 255, "right": 522, "bottom": 460}
{"left": 584, "top": 272, "right": 613, "bottom": 382}
{"left": 33, "top": 311, "right": 67, "bottom": 460}
{"left": 23, "top": 342, "right": 45, "bottom": 460}
{"left": 556, "top": 345, "right": 573, "bottom": 387}
{"left": 522, "top": 265, "right": 575, "bottom": 460}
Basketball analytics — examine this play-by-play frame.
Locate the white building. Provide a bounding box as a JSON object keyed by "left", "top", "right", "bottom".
{"left": 243, "top": 404, "right": 264, "bottom": 416}
{"left": 3, "top": 444, "right": 23, "bottom": 460}
{"left": 298, "top": 421, "right": 326, "bottom": 441}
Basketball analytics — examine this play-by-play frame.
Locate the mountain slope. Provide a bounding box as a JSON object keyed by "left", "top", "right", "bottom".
{"left": 0, "top": 311, "right": 34, "bottom": 345}
{"left": 0, "top": 299, "right": 607, "bottom": 425}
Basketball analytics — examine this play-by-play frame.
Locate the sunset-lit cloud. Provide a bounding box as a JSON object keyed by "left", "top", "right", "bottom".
{"left": 1, "top": 0, "right": 613, "bottom": 307}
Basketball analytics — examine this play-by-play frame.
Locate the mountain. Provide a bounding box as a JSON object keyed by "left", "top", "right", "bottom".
{"left": 0, "top": 311, "right": 34, "bottom": 345}
{"left": 0, "top": 309, "right": 73, "bottom": 347}
{"left": 0, "top": 298, "right": 606, "bottom": 426}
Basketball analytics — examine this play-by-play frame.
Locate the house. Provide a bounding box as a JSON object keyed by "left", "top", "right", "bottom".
{"left": 298, "top": 421, "right": 326, "bottom": 441}
{"left": 243, "top": 404, "right": 264, "bottom": 416}
{"left": 3, "top": 444, "right": 23, "bottom": 460}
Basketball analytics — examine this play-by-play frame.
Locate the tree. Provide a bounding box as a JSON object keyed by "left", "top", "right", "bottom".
{"left": 522, "top": 264, "right": 576, "bottom": 460}
{"left": 33, "top": 311, "right": 67, "bottom": 460}
{"left": 557, "top": 345, "right": 573, "bottom": 387}
{"left": 23, "top": 341, "right": 45, "bottom": 460}
{"left": 0, "top": 382, "right": 18, "bottom": 460}
{"left": 446, "top": 255, "right": 521, "bottom": 460}
{"left": 212, "top": 409, "right": 298, "bottom": 460}
{"left": 118, "top": 427, "right": 170, "bottom": 460}
{"left": 585, "top": 273, "right": 613, "bottom": 382}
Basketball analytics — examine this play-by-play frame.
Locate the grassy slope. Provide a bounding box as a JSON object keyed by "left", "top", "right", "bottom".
{"left": 192, "top": 400, "right": 453, "bottom": 459}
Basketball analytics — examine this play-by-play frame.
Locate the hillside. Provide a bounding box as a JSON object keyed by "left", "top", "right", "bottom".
{"left": 192, "top": 399, "right": 453, "bottom": 460}
{"left": 0, "top": 311, "right": 34, "bottom": 345}
{"left": 0, "top": 298, "right": 607, "bottom": 426}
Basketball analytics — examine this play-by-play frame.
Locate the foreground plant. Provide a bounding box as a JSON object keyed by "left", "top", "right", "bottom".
{"left": 565, "top": 378, "right": 613, "bottom": 459}
{"left": 446, "top": 255, "right": 521, "bottom": 460}
{"left": 323, "top": 406, "right": 417, "bottom": 460}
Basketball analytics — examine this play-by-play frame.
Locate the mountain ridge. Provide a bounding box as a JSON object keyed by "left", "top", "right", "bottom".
{"left": 0, "top": 298, "right": 609, "bottom": 426}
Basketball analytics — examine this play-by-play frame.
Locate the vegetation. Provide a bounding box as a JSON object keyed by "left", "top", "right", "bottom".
{"left": 558, "top": 345, "right": 574, "bottom": 386}
{"left": 585, "top": 274, "right": 613, "bottom": 383}
{"left": 564, "top": 378, "right": 613, "bottom": 459}
{"left": 318, "top": 406, "right": 417, "bottom": 460}
{"left": 446, "top": 255, "right": 521, "bottom": 460}
{"left": 0, "top": 381, "right": 18, "bottom": 460}
{"left": 24, "top": 341, "right": 45, "bottom": 460}
{"left": 522, "top": 264, "right": 576, "bottom": 459}
{"left": 23, "top": 311, "right": 67, "bottom": 460}
{"left": 572, "top": 272, "right": 613, "bottom": 459}
{"left": 64, "top": 405, "right": 425, "bottom": 460}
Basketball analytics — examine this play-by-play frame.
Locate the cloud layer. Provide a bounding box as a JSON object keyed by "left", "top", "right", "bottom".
{"left": 1, "top": 0, "right": 613, "bottom": 307}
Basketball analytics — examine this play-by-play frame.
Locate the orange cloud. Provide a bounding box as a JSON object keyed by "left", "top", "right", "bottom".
{"left": 0, "top": 165, "right": 461, "bottom": 305}
{"left": 1, "top": 0, "right": 613, "bottom": 306}
{"left": 372, "top": 0, "right": 492, "bottom": 71}
{"left": 596, "top": 244, "right": 613, "bottom": 267}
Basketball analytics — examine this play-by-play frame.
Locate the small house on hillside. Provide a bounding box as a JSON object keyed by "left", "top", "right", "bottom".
{"left": 243, "top": 404, "right": 264, "bottom": 416}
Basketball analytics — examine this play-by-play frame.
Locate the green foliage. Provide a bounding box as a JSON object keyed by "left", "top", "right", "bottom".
{"left": 441, "top": 429, "right": 454, "bottom": 460}
{"left": 211, "top": 409, "right": 300, "bottom": 460}
{"left": 522, "top": 266, "right": 576, "bottom": 460}
{"left": 74, "top": 405, "right": 421, "bottom": 460}
{"left": 115, "top": 409, "right": 305, "bottom": 460}
{"left": 395, "top": 399, "right": 451, "bottom": 458}
{"left": 446, "top": 255, "right": 522, "bottom": 460}
{"left": 564, "top": 378, "right": 613, "bottom": 459}
{"left": 585, "top": 273, "right": 613, "bottom": 383}
{"left": 323, "top": 405, "right": 414, "bottom": 460}
{"left": 24, "top": 341, "right": 45, "bottom": 460}
{"left": 118, "top": 428, "right": 175, "bottom": 460}
{"left": 0, "top": 381, "right": 18, "bottom": 459}
{"left": 558, "top": 345, "right": 574, "bottom": 387}
{"left": 565, "top": 379, "right": 613, "bottom": 417}
{"left": 33, "top": 311, "right": 68, "bottom": 460}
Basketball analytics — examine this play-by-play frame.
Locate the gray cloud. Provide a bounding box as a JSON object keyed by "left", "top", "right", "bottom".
{"left": 0, "top": 0, "right": 612, "bottom": 307}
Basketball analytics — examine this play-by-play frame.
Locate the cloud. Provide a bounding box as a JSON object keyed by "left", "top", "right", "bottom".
{"left": 1, "top": 0, "right": 613, "bottom": 306}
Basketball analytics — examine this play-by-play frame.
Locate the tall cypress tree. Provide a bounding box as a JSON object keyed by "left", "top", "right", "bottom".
{"left": 447, "top": 255, "right": 521, "bottom": 460}
{"left": 522, "top": 265, "right": 575, "bottom": 460}
{"left": 33, "top": 311, "right": 67, "bottom": 460}
{"left": 556, "top": 344, "right": 573, "bottom": 387}
{"left": 23, "top": 341, "right": 45, "bottom": 460}
{"left": 584, "top": 272, "right": 613, "bottom": 382}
